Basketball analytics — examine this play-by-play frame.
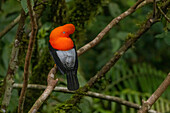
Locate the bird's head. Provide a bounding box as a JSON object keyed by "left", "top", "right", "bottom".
{"left": 50, "top": 24, "right": 75, "bottom": 39}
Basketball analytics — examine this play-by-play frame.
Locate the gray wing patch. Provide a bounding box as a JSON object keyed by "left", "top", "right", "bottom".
{"left": 56, "top": 49, "right": 76, "bottom": 69}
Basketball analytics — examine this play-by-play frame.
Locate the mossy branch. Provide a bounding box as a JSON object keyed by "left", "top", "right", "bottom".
{"left": 0, "top": 10, "right": 26, "bottom": 112}
{"left": 13, "top": 83, "right": 158, "bottom": 113}
{"left": 18, "top": 0, "right": 38, "bottom": 112}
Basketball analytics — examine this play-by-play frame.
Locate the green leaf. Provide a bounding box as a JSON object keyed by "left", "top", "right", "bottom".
{"left": 7, "top": 89, "right": 19, "bottom": 112}
{"left": 108, "top": 2, "right": 121, "bottom": 17}
{"left": 111, "top": 101, "right": 116, "bottom": 112}
{"left": 155, "top": 100, "right": 161, "bottom": 112}
{"left": 127, "top": 0, "right": 136, "bottom": 7}
{"left": 128, "top": 95, "right": 135, "bottom": 113}
{"left": 21, "top": 0, "right": 29, "bottom": 13}
{"left": 155, "top": 33, "right": 165, "bottom": 38}
{"left": 116, "top": 32, "right": 128, "bottom": 40}
{"left": 111, "top": 38, "right": 121, "bottom": 52}
{"left": 1, "top": 0, "right": 21, "bottom": 16}
{"left": 164, "top": 32, "right": 170, "bottom": 45}
{"left": 21, "top": 0, "right": 34, "bottom": 13}
{"left": 120, "top": 94, "right": 127, "bottom": 113}
{"left": 160, "top": 99, "right": 165, "bottom": 113}
{"left": 78, "top": 98, "right": 92, "bottom": 113}
{"left": 134, "top": 94, "right": 141, "bottom": 105}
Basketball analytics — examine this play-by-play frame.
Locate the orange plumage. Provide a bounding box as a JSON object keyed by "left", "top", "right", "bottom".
{"left": 49, "top": 24, "right": 75, "bottom": 50}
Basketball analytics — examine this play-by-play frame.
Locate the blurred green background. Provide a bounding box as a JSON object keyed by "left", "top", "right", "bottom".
{"left": 0, "top": 0, "right": 170, "bottom": 112}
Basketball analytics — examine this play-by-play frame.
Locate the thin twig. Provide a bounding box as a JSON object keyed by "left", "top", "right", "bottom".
{"left": 18, "top": 0, "right": 38, "bottom": 112}
{"left": 34, "top": 0, "right": 48, "bottom": 8}
{"left": 138, "top": 73, "right": 170, "bottom": 113}
{"left": 13, "top": 83, "right": 158, "bottom": 113}
{"left": 158, "top": 6, "right": 170, "bottom": 22}
{"left": 137, "top": 0, "right": 160, "bottom": 9}
{"left": 153, "top": 0, "right": 156, "bottom": 17}
{"left": 0, "top": 10, "right": 26, "bottom": 113}
{"left": 0, "top": 15, "right": 21, "bottom": 39}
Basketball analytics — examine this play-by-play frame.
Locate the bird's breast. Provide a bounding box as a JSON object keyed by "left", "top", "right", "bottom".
{"left": 49, "top": 37, "right": 74, "bottom": 51}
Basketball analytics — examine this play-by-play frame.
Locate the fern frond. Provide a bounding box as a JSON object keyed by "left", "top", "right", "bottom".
{"left": 111, "top": 89, "right": 170, "bottom": 113}
{"left": 102, "top": 62, "right": 170, "bottom": 112}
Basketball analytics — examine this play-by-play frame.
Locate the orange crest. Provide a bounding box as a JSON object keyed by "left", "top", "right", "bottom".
{"left": 49, "top": 24, "right": 75, "bottom": 50}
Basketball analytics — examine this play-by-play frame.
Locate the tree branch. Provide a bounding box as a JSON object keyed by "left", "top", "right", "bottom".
{"left": 0, "top": 15, "right": 21, "bottom": 39}
{"left": 28, "top": 66, "right": 58, "bottom": 113}
{"left": 138, "top": 72, "right": 170, "bottom": 113}
{"left": 77, "top": 0, "right": 145, "bottom": 56}
{"left": 13, "top": 83, "right": 158, "bottom": 113}
{"left": 137, "top": 0, "right": 160, "bottom": 9}
{"left": 18, "top": 0, "right": 38, "bottom": 112}
{"left": 0, "top": 10, "right": 26, "bottom": 113}
{"left": 153, "top": 0, "right": 156, "bottom": 17}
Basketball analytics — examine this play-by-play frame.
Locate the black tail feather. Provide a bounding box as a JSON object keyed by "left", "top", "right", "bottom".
{"left": 66, "top": 70, "right": 79, "bottom": 91}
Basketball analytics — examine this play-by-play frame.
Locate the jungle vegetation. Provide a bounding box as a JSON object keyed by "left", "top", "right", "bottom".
{"left": 0, "top": 0, "right": 170, "bottom": 113}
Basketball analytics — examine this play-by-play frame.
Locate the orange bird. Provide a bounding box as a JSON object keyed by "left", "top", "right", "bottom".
{"left": 49, "top": 24, "right": 79, "bottom": 91}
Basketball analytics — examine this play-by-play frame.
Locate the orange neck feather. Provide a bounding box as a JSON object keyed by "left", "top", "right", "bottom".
{"left": 49, "top": 37, "right": 74, "bottom": 51}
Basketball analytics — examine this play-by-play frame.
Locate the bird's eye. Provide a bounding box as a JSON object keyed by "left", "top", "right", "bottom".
{"left": 63, "top": 31, "right": 65, "bottom": 34}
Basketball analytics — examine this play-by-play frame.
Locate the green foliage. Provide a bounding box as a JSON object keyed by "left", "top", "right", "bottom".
{"left": 108, "top": 2, "right": 121, "bottom": 17}
{"left": 155, "top": 31, "right": 170, "bottom": 45}
{"left": 0, "top": 0, "right": 170, "bottom": 112}
{"left": 0, "top": 0, "right": 20, "bottom": 77}
{"left": 93, "top": 61, "right": 170, "bottom": 112}
{"left": 7, "top": 89, "right": 19, "bottom": 112}
{"left": 111, "top": 89, "right": 170, "bottom": 113}
{"left": 66, "top": 0, "right": 109, "bottom": 43}
{"left": 21, "top": 0, "right": 29, "bottom": 13}
{"left": 0, "top": 80, "right": 3, "bottom": 108}
{"left": 21, "top": 0, "right": 34, "bottom": 13}
{"left": 78, "top": 97, "right": 93, "bottom": 113}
